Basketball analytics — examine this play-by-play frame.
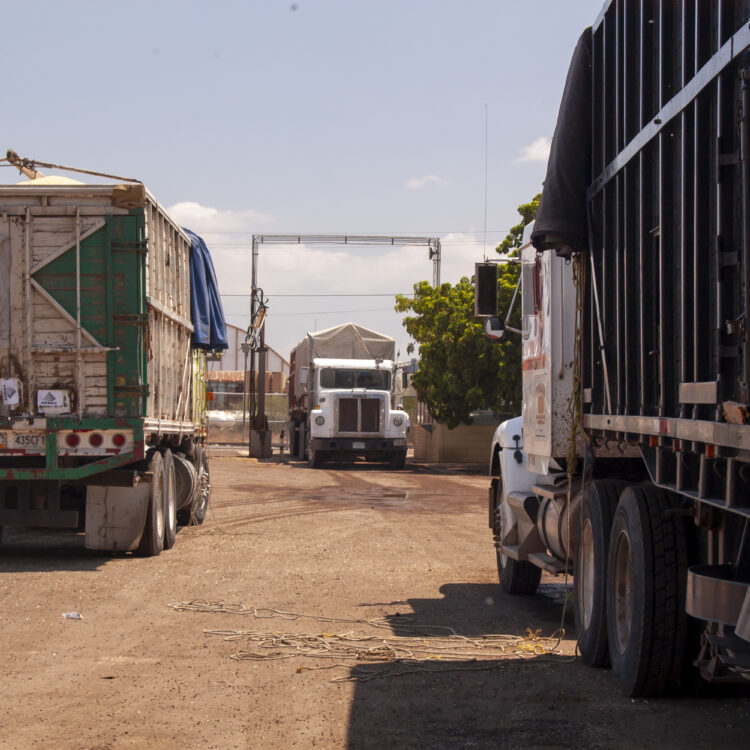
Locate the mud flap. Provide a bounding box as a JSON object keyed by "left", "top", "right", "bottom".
{"left": 85, "top": 483, "right": 150, "bottom": 551}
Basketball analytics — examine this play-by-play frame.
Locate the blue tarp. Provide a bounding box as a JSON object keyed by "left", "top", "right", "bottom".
{"left": 183, "top": 228, "right": 228, "bottom": 352}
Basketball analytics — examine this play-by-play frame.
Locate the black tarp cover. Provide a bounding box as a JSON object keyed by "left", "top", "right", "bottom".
{"left": 183, "top": 227, "right": 229, "bottom": 352}
{"left": 531, "top": 27, "right": 592, "bottom": 258}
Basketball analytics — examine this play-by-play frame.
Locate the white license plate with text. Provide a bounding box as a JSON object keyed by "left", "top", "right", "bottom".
{"left": 0, "top": 431, "right": 46, "bottom": 451}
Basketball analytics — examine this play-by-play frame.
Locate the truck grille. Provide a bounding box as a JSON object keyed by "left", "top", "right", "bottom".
{"left": 337, "top": 396, "right": 381, "bottom": 433}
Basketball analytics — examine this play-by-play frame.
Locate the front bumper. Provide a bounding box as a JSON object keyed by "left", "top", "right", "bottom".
{"left": 310, "top": 437, "right": 406, "bottom": 453}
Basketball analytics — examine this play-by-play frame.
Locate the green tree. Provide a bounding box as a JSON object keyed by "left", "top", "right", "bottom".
{"left": 395, "top": 195, "right": 539, "bottom": 427}
{"left": 496, "top": 193, "right": 540, "bottom": 255}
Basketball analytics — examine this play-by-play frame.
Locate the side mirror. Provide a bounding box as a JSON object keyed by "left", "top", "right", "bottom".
{"left": 484, "top": 316, "right": 505, "bottom": 342}
{"left": 474, "top": 262, "right": 498, "bottom": 317}
{"left": 300, "top": 367, "right": 309, "bottom": 386}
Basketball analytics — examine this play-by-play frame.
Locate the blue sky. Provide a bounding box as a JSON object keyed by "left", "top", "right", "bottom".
{"left": 3, "top": 0, "right": 605, "bottom": 360}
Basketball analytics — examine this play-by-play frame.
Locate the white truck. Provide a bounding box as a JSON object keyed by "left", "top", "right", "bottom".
{"left": 288, "top": 322, "right": 408, "bottom": 468}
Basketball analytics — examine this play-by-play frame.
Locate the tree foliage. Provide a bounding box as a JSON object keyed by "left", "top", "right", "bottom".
{"left": 395, "top": 195, "right": 539, "bottom": 428}
{"left": 496, "top": 193, "right": 541, "bottom": 255}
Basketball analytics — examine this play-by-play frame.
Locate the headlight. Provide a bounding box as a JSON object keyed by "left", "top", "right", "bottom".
{"left": 392, "top": 416, "right": 403, "bottom": 427}
{"left": 315, "top": 415, "right": 325, "bottom": 426}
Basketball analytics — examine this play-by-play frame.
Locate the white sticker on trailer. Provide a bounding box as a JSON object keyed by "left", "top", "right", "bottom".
{"left": 37, "top": 390, "right": 69, "bottom": 412}
{"left": 1, "top": 379, "right": 20, "bottom": 405}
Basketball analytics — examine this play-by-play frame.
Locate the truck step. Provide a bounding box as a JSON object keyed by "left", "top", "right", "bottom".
{"left": 528, "top": 552, "right": 568, "bottom": 574}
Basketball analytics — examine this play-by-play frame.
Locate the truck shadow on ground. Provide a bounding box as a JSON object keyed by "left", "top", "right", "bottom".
{"left": 370, "top": 581, "right": 574, "bottom": 638}
{"left": 347, "top": 582, "right": 604, "bottom": 749}
{"left": 284, "top": 458, "right": 485, "bottom": 476}
{"left": 0, "top": 527, "right": 115, "bottom": 572}
{"left": 346, "top": 583, "right": 750, "bottom": 749}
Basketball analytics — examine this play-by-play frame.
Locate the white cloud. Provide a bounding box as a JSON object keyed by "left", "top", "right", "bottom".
{"left": 515, "top": 136, "right": 551, "bottom": 163}
{"left": 404, "top": 175, "right": 448, "bottom": 190}
{"left": 168, "top": 200, "right": 496, "bottom": 359}
{"left": 167, "top": 201, "right": 273, "bottom": 232}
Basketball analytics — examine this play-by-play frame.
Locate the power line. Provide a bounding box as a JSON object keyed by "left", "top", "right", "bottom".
{"left": 172, "top": 228, "right": 509, "bottom": 236}
{"left": 220, "top": 292, "right": 413, "bottom": 298}
{"left": 226, "top": 307, "right": 397, "bottom": 318}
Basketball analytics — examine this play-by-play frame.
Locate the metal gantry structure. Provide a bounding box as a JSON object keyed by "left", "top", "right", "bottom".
{"left": 246, "top": 234, "right": 441, "bottom": 457}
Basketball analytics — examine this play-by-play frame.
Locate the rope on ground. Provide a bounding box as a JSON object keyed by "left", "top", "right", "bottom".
{"left": 168, "top": 599, "right": 569, "bottom": 681}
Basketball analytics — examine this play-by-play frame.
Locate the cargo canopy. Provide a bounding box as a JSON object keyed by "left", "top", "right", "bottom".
{"left": 183, "top": 228, "right": 228, "bottom": 352}
{"left": 294, "top": 322, "right": 395, "bottom": 364}
{"left": 531, "top": 27, "right": 592, "bottom": 258}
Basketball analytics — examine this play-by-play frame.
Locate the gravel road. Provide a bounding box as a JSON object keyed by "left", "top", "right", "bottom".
{"left": 1, "top": 454, "right": 749, "bottom": 749}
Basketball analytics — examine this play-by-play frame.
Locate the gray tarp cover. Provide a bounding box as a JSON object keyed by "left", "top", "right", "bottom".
{"left": 292, "top": 322, "right": 396, "bottom": 399}
{"left": 531, "top": 27, "right": 592, "bottom": 258}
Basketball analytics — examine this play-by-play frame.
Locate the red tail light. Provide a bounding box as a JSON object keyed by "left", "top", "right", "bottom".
{"left": 112, "top": 434, "right": 126, "bottom": 447}
{"left": 89, "top": 433, "right": 103, "bottom": 447}
{"left": 65, "top": 433, "right": 80, "bottom": 447}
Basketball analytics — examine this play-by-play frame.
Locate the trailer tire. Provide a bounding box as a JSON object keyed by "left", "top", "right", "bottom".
{"left": 161, "top": 449, "right": 177, "bottom": 549}
{"left": 308, "top": 448, "right": 326, "bottom": 469}
{"left": 606, "top": 484, "right": 687, "bottom": 697}
{"left": 389, "top": 450, "right": 406, "bottom": 470}
{"left": 137, "top": 450, "right": 165, "bottom": 557}
{"left": 574, "top": 479, "right": 627, "bottom": 667}
{"left": 492, "top": 477, "right": 541, "bottom": 595}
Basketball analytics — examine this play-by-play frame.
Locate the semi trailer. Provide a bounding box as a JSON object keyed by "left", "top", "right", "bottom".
{"left": 0, "top": 156, "right": 227, "bottom": 555}
{"left": 485, "top": 0, "right": 750, "bottom": 696}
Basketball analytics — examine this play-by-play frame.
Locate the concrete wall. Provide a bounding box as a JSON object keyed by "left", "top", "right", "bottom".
{"left": 413, "top": 422, "right": 495, "bottom": 465}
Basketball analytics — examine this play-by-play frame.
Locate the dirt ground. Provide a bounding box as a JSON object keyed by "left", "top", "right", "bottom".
{"left": 1, "top": 453, "right": 750, "bottom": 750}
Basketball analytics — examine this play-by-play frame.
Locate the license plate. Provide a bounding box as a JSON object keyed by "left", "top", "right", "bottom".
{"left": 352, "top": 441, "right": 366, "bottom": 450}
{"left": 0, "top": 431, "right": 46, "bottom": 451}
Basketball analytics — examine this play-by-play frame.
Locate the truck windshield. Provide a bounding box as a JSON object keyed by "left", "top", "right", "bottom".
{"left": 319, "top": 368, "right": 391, "bottom": 390}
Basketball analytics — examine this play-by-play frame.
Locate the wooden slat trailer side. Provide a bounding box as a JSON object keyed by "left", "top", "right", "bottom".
{"left": 0, "top": 181, "right": 212, "bottom": 555}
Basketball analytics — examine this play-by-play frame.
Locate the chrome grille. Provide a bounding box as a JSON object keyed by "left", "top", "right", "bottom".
{"left": 336, "top": 395, "right": 382, "bottom": 434}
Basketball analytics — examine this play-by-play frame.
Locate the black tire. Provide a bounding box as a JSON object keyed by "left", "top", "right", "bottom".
{"left": 161, "top": 448, "right": 177, "bottom": 550}
{"left": 606, "top": 484, "right": 688, "bottom": 697}
{"left": 137, "top": 450, "right": 165, "bottom": 557}
{"left": 574, "top": 479, "right": 627, "bottom": 667}
{"left": 308, "top": 448, "right": 325, "bottom": 469}
{"left": 389, "top": 450, "right": 406, "bottom": 470}
{"left": 492, "top": 477, "right": 542, "bottom": 595}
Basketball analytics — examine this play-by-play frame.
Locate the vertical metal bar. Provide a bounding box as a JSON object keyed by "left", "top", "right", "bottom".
{"left": 105, "top": 216, "right": 115, "bottom": 414}
{"left": 740, "top": 69, "right": 750, "bottom": 400}
{"left": 75, "top": 207, "right": 83, "bottom": 420}
{"left": 640, "top": 0, "right": 651, "bottom": 417}
{"left": 249, "top": 235, "right": 258, "bottom": 455}
{"left": 616, "top": 174, "right": 623, "bottom": 415}
{"left": 639, "top": 149, "right": 647, "bottom": 415}
{"left": 24, "top": 207, "right": 34, "bottom": 415}
{"left": 678, "top": 1, "right": 687, "bottom": 419}
{"left": 589, "top": 249, "right": 613, "bottom": 414}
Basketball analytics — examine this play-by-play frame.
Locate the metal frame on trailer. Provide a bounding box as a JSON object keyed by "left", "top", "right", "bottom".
{"left": 584, "top": 1, "right": 750, "bottom": 514}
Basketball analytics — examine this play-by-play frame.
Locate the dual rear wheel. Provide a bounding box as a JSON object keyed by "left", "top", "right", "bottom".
{"left": 574, "top": 481, "right": 688, "bottom": 696}
{"left": 138, "top": 445, "right": 210, "bottom": 556}
{"left": 495, "top": 474, "right": 690, "bottom": 696}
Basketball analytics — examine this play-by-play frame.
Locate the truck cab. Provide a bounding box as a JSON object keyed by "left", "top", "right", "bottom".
{"left": 306, "top": 357, "right": 408, "bottom": 468}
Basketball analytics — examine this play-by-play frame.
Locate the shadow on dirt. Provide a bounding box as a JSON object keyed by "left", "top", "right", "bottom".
{"left": 346, "top": 581, "right": 593, "bottom": 748}
{"left": 370, "top": 581, "right": 573, "bottom": 638}
{"left": 0, "top": 527, "right": 117, "bottom": 572}
{"left": 345, "top": 655, "right": 615, "bottom": 750}
{"left": 286, "top": 458, "right": 486, "bottom": 476}
{"left": 346, "top": 583, "right": 750, "bottom": 749}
